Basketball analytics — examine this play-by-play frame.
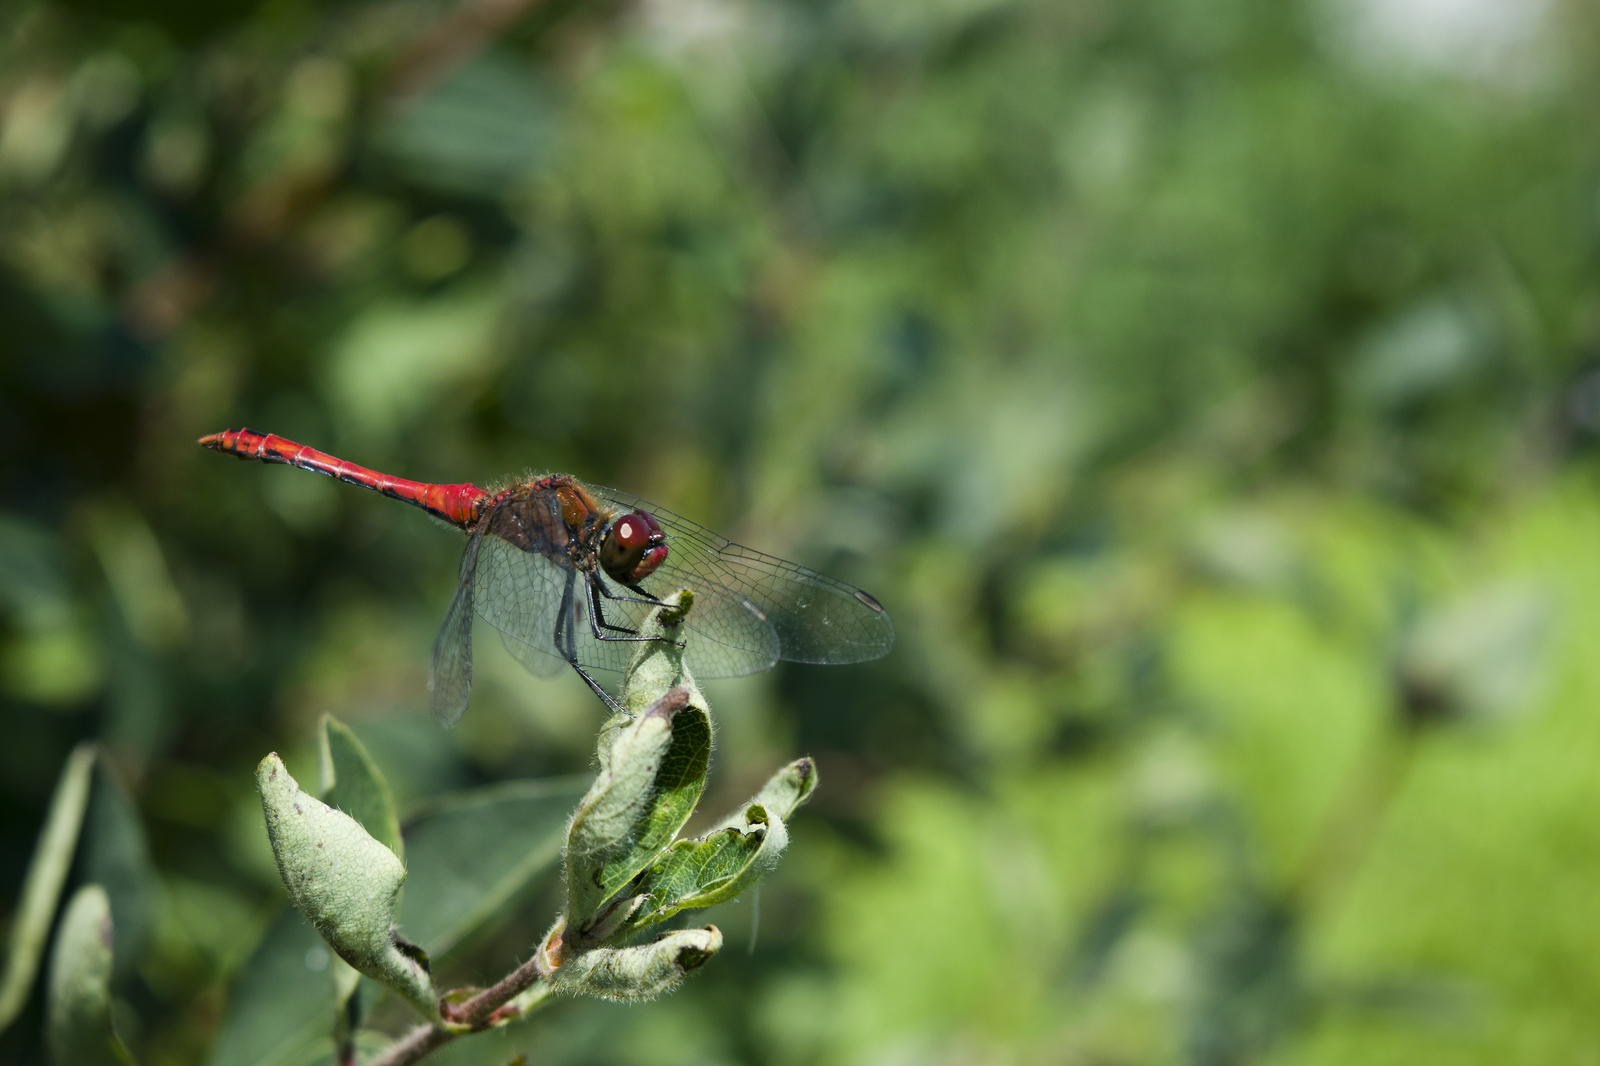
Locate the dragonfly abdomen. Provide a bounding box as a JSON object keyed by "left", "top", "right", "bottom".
{"left": 198, "top": 428, "right": 490, "bottom": 530}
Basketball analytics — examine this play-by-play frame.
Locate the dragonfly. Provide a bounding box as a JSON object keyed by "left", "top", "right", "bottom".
{"left": 200, "top": 428, "right": 894, "bottom": 725}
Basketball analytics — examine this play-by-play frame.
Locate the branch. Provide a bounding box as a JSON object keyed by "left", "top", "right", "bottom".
{"left": 366, "top": 1023, "right": 453, "bottom": 1066}
{"left": 364, "top": 953, "right": 549, "bottom": 1066}
{"left": 447, "top": 954, "right": 546, "bottom": 1026}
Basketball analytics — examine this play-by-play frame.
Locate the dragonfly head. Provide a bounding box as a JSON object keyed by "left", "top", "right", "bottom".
{"left": 599, "top": 510, "right": 668, "bottom": 584}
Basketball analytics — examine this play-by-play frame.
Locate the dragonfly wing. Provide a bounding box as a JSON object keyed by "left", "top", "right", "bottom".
{"left": 475, "top": 528, "right": 779, "bottom": 682}
{"left": 677, "top": 580, "right": 781, "bottom": 678}
{"left": 690, "top": 542, "right": 893, "bottom": 664}
{"left": 430, "top": 534, "right": 482, "bottom": 728}
{"left": 587, "top": 485, "right": 895, "bottom": 667}
{"left": 500, "top": 627, "right": 567, "bottom": 677}
{"left": 475, "top": 534, "right": 571, "bottom": 677}
{"left": 589, "top": 571, "right": 780, "bottom": 680}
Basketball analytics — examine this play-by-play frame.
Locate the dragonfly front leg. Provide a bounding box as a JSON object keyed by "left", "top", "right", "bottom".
{"left": 586, "top": 575, "right": 683, "bottom": 648}
{"left": 594, "top": 578, "right": 666, "bottom": 607}
{"left": 590, "top": 577, "right": 640, "bottom": 636}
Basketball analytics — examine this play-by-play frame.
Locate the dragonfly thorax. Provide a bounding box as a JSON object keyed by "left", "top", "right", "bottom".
{"left": 487, "top": 478, "right": 668, "bottom": 587}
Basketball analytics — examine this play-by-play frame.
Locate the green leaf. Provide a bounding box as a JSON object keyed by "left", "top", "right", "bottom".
{"left": 550, "top": 925, "right": 722, "bottom": 1003}
{"left": 624, "top": 757, "right": 818, "bottom": 934}
{"left": 0, "top": 742, "right": 95, "bottom": 1035}
{"left": 318, "top": 715, "right": 404, "bottom": 859}
{"left": 562, "top": 592, "right": 713, "bottom": 935}
{"left": 563, "top": 688, "right": 711, "bottom": 933}
{"left": 400, "top": 777, "right": 590, "bottom": 955}
{"left": 208, "top": 908, "right": 339, "bottom": 1066}
{"left": 255, "top": 754, "right": 436, "bottom": 1019}
{"left": 618, "top": 589, "right": 706, "bottom": 719}
{"left": 46, "top": 884, "right": 134, "bottom": 1066}
{"left": 710, "top": 756, "right": 819, "bottom": 833}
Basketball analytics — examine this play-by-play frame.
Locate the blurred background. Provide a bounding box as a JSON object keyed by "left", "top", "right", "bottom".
{"left": 4, "top": 0, "right": 1600, "bottom": 1062}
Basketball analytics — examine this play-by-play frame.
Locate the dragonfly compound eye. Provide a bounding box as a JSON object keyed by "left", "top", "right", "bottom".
{"left": 601, "top": 510, "right": 668, "bottom": 583}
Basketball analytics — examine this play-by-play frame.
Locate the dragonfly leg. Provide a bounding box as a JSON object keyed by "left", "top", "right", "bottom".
{"left": 594, "top": 579, "right": 666, "bottom": 607}
{"left": 586, "top": 575, "right": 681, "bottom": 647}
{"left": 571, "top": 658, "right": 623, "bottom": 713}
{"left": 592, "top": 580, "right": 640, "bottom": 635}
{"left": 555, "top": 571, "right": 624, "bottom": 713}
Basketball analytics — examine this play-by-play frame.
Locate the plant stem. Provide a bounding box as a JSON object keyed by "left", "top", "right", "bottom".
{"left": 452, "top": 955, "right": 545, "bottom": 1026}
{"left": 365, "top": 1024, "right": 453, "bottom": 1066}
{"left": 364, "top": 954, "right": 550, "bottom": 1066}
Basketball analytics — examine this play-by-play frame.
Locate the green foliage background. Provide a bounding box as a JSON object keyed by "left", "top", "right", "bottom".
{"left": 5, "top": 0, "right": 1600, "bottom": 1062}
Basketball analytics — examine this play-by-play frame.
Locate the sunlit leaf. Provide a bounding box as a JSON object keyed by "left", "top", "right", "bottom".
{"left": 319, "top": 714, "right": 404, "bottom": 859}
{"left": 562, "top": 594, "right": 712, "bottom": 931}
{"left": 623, "top": 757, "right": 817, "bottom": 934}
{"left": 566, "top": 667, "right": 711, "bottom": 931}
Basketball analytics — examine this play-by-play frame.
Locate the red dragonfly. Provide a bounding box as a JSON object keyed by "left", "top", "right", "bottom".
{"left": 200, "top": 429, "right": 893, "bottom": 725}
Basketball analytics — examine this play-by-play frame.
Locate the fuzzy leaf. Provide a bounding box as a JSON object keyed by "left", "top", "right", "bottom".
{"left": 318, "top": 715, "right": 404, "bottom": 859}
{"left": 618, "top": 589, "right": 706, "bottom": 718}
{"left": 624, "top": 757, "right": 818, "bottom": 934}
{"left": 563, "top": 688, "right": 711, "bottom": 932}
{"left": 551, "top": 925, "right": 722, "bottom": 1002}
{"left": 717, "top": 756, "right": 818, "bottom": 830}
{"left": 46, "top": 884, "right": 134, "bottom": 1066}
{"left": 256, "top": 754, "right": 436, "bottom": 1019}
{"left": 0, "top": 742, "right": 95, "bottom": 1035}
{"left": 564, "top": 594, "right": 712, "bottom": 932}
{"left": 400, "top": 777, "right": 589, "bottom": 954}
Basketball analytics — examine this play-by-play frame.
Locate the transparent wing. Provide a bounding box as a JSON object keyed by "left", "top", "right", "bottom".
{"left": 429, "top": 532, "right": 482, "bottom": 728}
{"left": 501, "top": 621, "right": 568, "bottom": 678}
{"left": 592, "top": 570, "right": 781, "bottom": 680}
{"left": 473, "top": 531, "right": 780, "bottom": 681}
{"left": 586, "top": 484, "right": 895, "bottom": 666}
{"left": 475, "top": 534, "right": 571, "bottom": 677}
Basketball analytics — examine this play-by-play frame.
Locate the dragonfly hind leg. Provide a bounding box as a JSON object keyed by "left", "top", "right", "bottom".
{"left": 571, "top": 659, "right": 623, "bottom": 713}
{"left": 553, "top": 572, "right": 626, "bottom": 714}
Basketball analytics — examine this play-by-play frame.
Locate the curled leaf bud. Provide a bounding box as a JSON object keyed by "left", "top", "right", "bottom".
{"left": 622, "top": 757, "right": 819, "bottom": 936}
{"left": 256, "top": 754, "right": 437, "bottom": 1019}
{"left": 619, "top": 589, "right": 706, "bottom": 718}
{"left": 565, "top": 684, "right": 711, "bottom": 934}
{"left": 551, "top": 925, "right": 723, "bottom": 1002}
